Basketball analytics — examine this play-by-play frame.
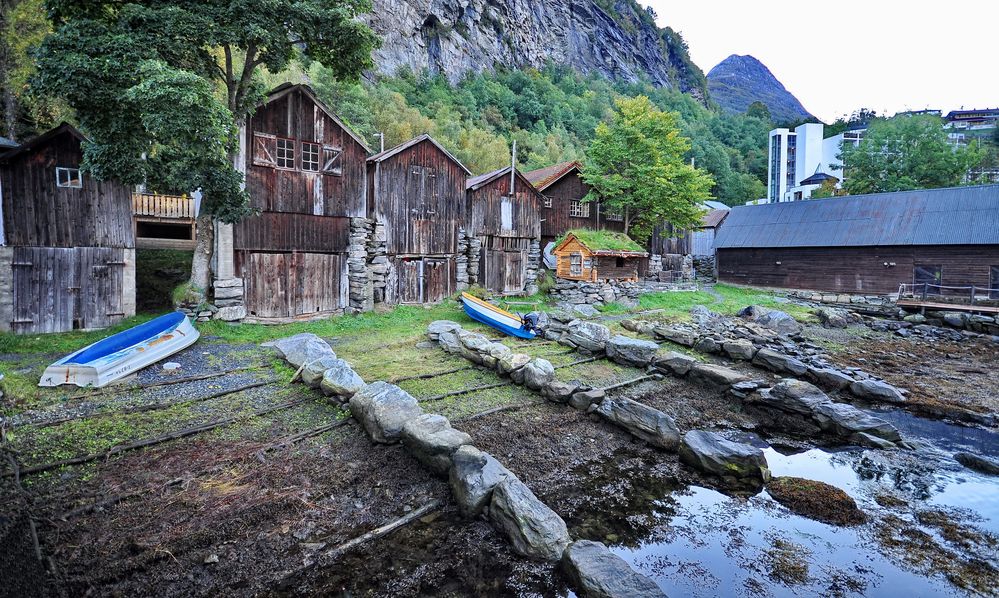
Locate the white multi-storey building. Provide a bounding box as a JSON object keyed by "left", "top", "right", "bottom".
{"left": 766, "top": 123, "right": 863, "bottom": 202}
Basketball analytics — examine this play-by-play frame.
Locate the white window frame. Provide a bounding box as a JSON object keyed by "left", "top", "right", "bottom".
{"left": 252, "top": 132, "right": 277, "bottom": 167}
{"left": 604, "top": 207, "right": 624, "bottom": 222}
{"left": 569, "top": 252, "right": 583, "bottom": 276}
{"left": 276, "top": 137, "right": 296, "bottom": 170}
{"left": 55, "top": 167, "right": 82, "bottom": 189}
{"left": 322, "top": 145, "right": 343, "bottom": 175}
{"left": 569, "top": 200, "right": 590, "bottom": 218}
{"left": 301, "top": 141, "right": 321, "bottom": 172}
{"left": 543, "top": 195, "right": 552, "bottom": 208}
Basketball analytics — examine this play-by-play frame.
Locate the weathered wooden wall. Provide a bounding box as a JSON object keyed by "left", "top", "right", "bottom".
{"left": 370, "top": 139, "right": 467, "bottom": 256}
{"left": 238, "top": 251, "right": 346, "bottom": 319}
{"left": 593, "top": 255, "right": 641, "bottom": 281}
{"left": 388, "top": 256, "right": 454, "bottom": 304}
{"left": 467, "top": 172, "right": 541, "bottom": 239}
{"left": 648, "top": 223, "right": 691, "bottom": 256}
{"left": 555, "top": 237, "right": 594, "bottom": 281}
{"left": 539, "top": 170, "right": 623, "bottom": 244}
{"left": 0, "top": 131, "right": 134, "bottom": 248}
{"left": 717, "top": 245, "right": 999, "bottom": 294}
{"left": 479, "top": 237, "right": 532, "bottom": 294}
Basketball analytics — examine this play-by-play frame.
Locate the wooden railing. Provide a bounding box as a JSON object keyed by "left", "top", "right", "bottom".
{"left": 132, "top": 192, "right": 196, "bottom": 220}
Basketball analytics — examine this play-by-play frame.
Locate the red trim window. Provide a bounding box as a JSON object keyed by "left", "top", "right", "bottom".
{"left": 276, "top": 137, "right": 296, "bottom": 169}
{"left": 252, "top": 132, "right": 277, "bottom": 167}
{"left": 302, "top": 141, "right": 321, "bottom": 172}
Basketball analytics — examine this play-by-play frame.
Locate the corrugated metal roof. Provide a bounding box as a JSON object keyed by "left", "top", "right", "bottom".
{"left": 714, "top": 185, "right": 999, "bottom": 249}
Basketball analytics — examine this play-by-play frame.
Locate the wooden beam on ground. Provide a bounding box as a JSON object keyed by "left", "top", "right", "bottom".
{"left": 420, "top": 381, "right": 513, "bottom": 404}
{"left": 598, "top": 374, "right": 662, "bottom": 394}
{"left": 6, "top": 397, "right": 310, "bottom": 478}
{"left": 264, "top": 418, "right": 354, "bottom": 450}
{"left": 554, "top": 356, "right": 601, "bottom": 370}
{"left": 28, "top": 380, "right": 278, "bottom": 429}
{"left": 390, "top": 365, "right": 477, "bottom": 383}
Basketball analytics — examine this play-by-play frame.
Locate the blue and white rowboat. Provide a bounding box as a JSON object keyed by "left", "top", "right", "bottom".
{"left": 460, "top": 292, "right": 537, "bottom": 339}
{"left": 39, "top": 312, "right": 200, "bottom": 388}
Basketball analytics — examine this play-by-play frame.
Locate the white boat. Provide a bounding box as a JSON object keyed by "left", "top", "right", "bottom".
{"left": 39, "top": 312, "right": 200, "bottom": 388}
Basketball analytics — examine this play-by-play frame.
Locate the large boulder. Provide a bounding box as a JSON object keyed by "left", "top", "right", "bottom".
{"left": 427, "top": 320, "right": 462, "bottom": 341}
{"left": 458, "top": 330, "right": 492, "bottom": 364}
{"left": 449, "top": 445, "right": 513, "bottom": 517}
{"left": 849, "top": 379, "right": 906, "bottom": 403}
{"left": 955, "top": 452, "right": 999, "bottom": 476}
{"left": 348, "top": 381, "right": 423, "bottom": 444}
{"left": 762, "top": 379, "right": 831, "bottom": 415}
{"left": 620, "top": 319, "right": 657, "bottom": 336}
{"left": 740, "top": 305, "right": 803, "bottom": 336}
{"left": 562, "top": 540, "right": 665, "bottom": 598}
{"left": 723, "top": 339, "right": 757, "bottom": 361}
{"left": 688, "top": 363, "right": 749, "bottom": 389}
{"left": 653, "top": 327, "right": 697, "bottom": 347}
{"left": 301, "top": 354, "right": 343, "bottom": 388}
{"left": 752, "top": 348, "right": 809, "bottom": 376}
{"left": 807, "top": 366, "right": 855, "bottom": 391}
{"left": 498, "top": 352, "right": 532, "bottom": 376}
{"left": 565, "top": 320, "right": 612, "bottom": 352}
{"left": 814, "top": 307, "right": 862, "bottom": 329}
{"left": 401, "top": 414, "right": 472, "bottom": 475}
{"left": 438, "top": 330, "right": 463, "bottom": 354}
{"left": 542, "top": 380, "right": 581, "bottom": 403}
{"left": 595, "top": 397, "right": 680, "bottom": 450}
{"left": 943, "top": 312, "right": 968, "bottom": 329}
{"left": 651, "top": 351, "right": 697, "bottom": 377}
{"left": 521, "top": 358, "right": 556, "bottom": 390}
{"left": 569, "top": 389, "right": 605, "bottom": 410}
{"left": 319, "top": 359, "right": 366, "bottom": 399}
{"left": 263, "top": 333, "right": 334, "bottom": 368}
{"left": 812, "top": 403, "right": 901, "bottom": 441}
{"left": 679, "top": 430, "right": 771, "bottom": 486}
{"left": 606, "top": 335, "right": 661, "bottom": 367}
{"left": 489, "top": 478, "right": 571, "bottom": 561}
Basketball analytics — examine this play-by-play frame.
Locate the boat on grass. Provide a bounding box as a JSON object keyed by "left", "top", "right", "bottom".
{"left": 459, "top": 292, "right": 537, "bottom": 340}
{"left": 39, "top": 312, "right": 200, "bottom": 388}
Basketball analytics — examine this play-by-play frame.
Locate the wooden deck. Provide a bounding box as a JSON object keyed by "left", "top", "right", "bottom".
{"left": 896, "top": 298, "right": 999, "bottom": 315}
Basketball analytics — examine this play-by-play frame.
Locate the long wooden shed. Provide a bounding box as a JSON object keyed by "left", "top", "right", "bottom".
{"left": 0, "top": 123, "right": 136, "bottom": 333}
{"left": 367, "top": 134, "right": 471, "bottom": 304}
{"left": 466, "top": 166, "right": 542, "bottom": 294}
{"left": 714, "top": 185, "right": 999, "bottom": 294}
{"left": 523, "top": 161, "right": 625, "bottom": 248}
{"left": 216, "top": 83, "right": 370, "bottom": 321}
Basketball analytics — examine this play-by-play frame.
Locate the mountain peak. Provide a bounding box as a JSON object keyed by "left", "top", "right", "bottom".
{"left": 707, "top": 54, "right": 813, "bottom": 123}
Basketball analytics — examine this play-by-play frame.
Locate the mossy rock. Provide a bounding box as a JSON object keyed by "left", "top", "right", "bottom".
{"left": 767, "top": 476, "right": 866, "bottom": 526}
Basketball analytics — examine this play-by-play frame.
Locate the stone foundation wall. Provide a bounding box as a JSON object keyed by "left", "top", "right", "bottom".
{"left": 368, "top": 221, "right": 388, "bottom": 304}
{"left": 550, "top": 278, "right": 692, "bottom": 307}
{"left": 525, "top": 239, "right": 541, "bottom": 295}
{"left": 456, "top": 228, "right": 469, "bottom": 291}
{"left": 692, "top": 255, "right": 715, "bottom": 282}
{"left": 348, "top": 218, "right": 373, "bottom": 313}
{"left": 0, "top": 246, "right": 12, "bottom": 333}
{"left": 646, "top": 254, "right": 663, "bottom": 279}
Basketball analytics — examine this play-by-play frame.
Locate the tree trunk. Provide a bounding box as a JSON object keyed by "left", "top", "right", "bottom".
{"left": 189, "top": 212, "right": 214, "bottom": 298}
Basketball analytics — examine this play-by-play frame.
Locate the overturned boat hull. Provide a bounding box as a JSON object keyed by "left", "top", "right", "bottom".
{"left": 39, "top": 312, "right": 200, "bottom": 388}
{"left": 460, "top": 292, "right": 537, "bottom": 340}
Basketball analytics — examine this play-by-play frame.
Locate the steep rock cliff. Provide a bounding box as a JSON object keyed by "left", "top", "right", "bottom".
{"left": 364, "top": 0, "right": 707, "bottom": 96}
{"left": 707, "top": 55, "right": 813, "bottom": 123}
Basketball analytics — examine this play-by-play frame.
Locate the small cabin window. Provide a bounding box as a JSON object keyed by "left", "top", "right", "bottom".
{"left": 55, "top": 167, "right": 82, "bottom": 188}
{"left": 569, "top": 252, "right": 583, "bottom": 276}
{"left": 569, "top": 200, "right": 590, "bottom": 218}
{"left": 543, "top": 195, "right": 553, "bottom": 208}
{"left": 302, "top": 142, "right": 321, "bottom": 172}
{"left": 252, "top": 132, "right": 277, "bottom": 167}
{"left": 323, "top": 146, "right": 343, "bottom": 175}
{"left": 616, "top": 257, "right": 625, "bottom": 268}
{"left": 276, "top": 137, "right": 296, "bottom": 169}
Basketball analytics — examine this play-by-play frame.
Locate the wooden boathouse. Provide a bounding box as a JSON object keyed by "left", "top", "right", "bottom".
{"left": 465, "top": 166, "right": 542, "bottom": 295}
{"left": 367, "top": 134, "right": 471, "bottom": 304}
{"left": 524, "top": 161, "right": 625, "bottom": 248}
{"left": 553, "top": 230, "right": 647, "bottom": 282}
{"left": 214, "top": 83, "right": 370, "bottom": 321}
{"left": 714, "top": 185, "right": 999, "bottom": 295}
{"left": 0, "top": 123, "right": 136, "bottom": 333}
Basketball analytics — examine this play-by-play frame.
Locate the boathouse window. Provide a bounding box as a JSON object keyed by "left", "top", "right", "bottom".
{"left": 322, "top": 146, "right": 343, "bottom": 175}
{"left": 616, "top": 257, "right": 625, "bottom": 268}
{"left": 570, "top": 200, "right": 590, "bottom": 218}
{"left": 276, "top": 137, "right": 296, "bottom": 169}
{"left": 301, "top": 142, "right": 320, "bottom": 172}
{"left": 569, "top": 252, "right": 582, "bottom": 276}
{"left": 252, "top": 133, "right": 277, "bottom": 167}
{"left": 55, "top": 167, "right": 82, "bottom": 189}
{"left": 543, "top": 195, "right": 552, "bottom": 208}
{"left": 913, "top": 265, "right": 942, "bottom": 288}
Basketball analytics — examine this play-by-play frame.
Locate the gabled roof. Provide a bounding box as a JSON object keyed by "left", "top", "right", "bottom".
{"left": 0, "top": 122, "right": 85, "bottom": 163}
{"left": 466, "top": 166, "right": 543, "bottom": 196}
{"left": 701, "top": 208, "right": 729, "bottom": 229}
{"left": 714, "top": 184, "right": 999, "bottom": 249}
{"left": 799, "top": 171, "right": 839, "bottom": 186}
{"left": 555, "top": 229, "right": 648, "bottom": 257}
{"left": 702, "top": 200, "right": 729, "bottom": 211}
{"left": 524, "top": 161, "right": 582, "bottom": 192}
{"left": 264, "top": 83, "right": 371, "bottom": 153}
{"left": 367, "top": 133, "right": 472, "bottom": 175}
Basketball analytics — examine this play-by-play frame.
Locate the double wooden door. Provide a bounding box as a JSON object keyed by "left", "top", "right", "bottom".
{"left": 242, "top": 251, "right": 343, "bottom": 318}
{"left": 396, "top": 257, "right": 452, "bottom": 304}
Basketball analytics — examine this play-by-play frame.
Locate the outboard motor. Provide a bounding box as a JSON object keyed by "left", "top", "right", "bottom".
{"left": 522, "top": 311, "right": 542, "bottom": 335}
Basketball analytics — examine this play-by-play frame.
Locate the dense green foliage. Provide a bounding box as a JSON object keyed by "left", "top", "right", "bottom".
{"left": 841, "top": 115, "right": 984, "bottom": 194}
{"left": 582, "top": 96, "right": 712, "bottom": 238}
{"left": 312, "top": 65, "right": 770, "bottom": 206}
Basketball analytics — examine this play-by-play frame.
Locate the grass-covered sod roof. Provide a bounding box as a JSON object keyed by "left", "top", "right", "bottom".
{"left": 558, "top": 229, "right": 646, "bottom": 254}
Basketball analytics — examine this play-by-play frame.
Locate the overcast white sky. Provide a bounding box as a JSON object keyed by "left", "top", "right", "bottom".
{"left": 646, "top": 0, "right": 999, "bottom": 123}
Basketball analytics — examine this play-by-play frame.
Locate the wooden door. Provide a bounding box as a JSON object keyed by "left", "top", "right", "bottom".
{"left": 294, "top": 253, "right": 340, "bottom": 316}
{"left": 78, "top": 247, "right": 126, "bottom": 330}
{"left": 424, "top": 258, "right": 451, "bottom": 303}
{"left": 503, "top": 251, "right": 525, "bottom": 294}
{"left": 397, "top": 258, "right": 423, "bottom": 304}
{"left": 245, "top": 252, "right": 291, "bottom": 317}
{"left": 11, "top": 247, "right": 76, "bottom": 333}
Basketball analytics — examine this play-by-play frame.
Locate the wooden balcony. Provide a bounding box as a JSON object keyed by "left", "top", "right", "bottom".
{"left": 132, "top": 193, "right": 196, "bottom": 221}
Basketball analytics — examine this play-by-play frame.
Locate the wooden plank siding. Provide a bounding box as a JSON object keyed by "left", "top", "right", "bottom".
{"left": 233, "top": 212, "right": 350, "bottom": 253}
{"left": 0, "top": 128, "right": 134, "bottom": 249}
{"left": 717, "top": 245, "right": 999, "bottom": 294}
{"left": 538, "top": 170, "right": 624, "bottom": 245}
{"left": 239, "top": 251, "right": 346, "bottom": 319}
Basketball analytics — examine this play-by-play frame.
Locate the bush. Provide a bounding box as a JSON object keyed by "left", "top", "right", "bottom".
{"left": 536, "top": 269, "right": 555, "bottom": 295}
{"left": 453, "top": 285, "right": 490, "bottom": 301}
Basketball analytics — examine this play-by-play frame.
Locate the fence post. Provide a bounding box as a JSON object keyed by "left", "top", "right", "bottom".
{"left": 922, "top": 283, "right": 928, "bottom": 301}
{"left": 970, "top": 286, "right": 975, "bottom": 306}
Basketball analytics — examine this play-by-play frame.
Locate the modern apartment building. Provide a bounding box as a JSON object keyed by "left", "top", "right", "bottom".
{"left": 766, "top": 123, "right": 863, "bottom": 202}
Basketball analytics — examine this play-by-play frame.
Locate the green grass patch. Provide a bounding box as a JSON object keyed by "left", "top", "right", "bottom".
{"left": 557, "top": 229, "right": 645, "bottom": 252}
